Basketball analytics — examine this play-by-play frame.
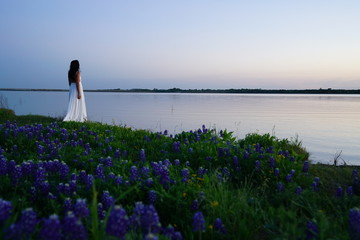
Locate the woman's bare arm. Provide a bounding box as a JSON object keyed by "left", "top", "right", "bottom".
{"left": 75, "top": 72, "right": 81, "bottom": 99}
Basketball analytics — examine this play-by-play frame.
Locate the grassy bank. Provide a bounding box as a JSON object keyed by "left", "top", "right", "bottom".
{"left": 0, "top": 108, "right": 359, "bottom": 239}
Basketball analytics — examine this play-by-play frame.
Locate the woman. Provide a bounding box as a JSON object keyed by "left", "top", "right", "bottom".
{"left": 63, "top": 60, "right": 87, "bottom": 122}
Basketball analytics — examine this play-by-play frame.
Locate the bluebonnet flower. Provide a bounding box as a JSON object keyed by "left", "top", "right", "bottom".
{"left": 114, "top": 148, "right": 121, "bottom": 160}
{"left": 139, "top": 204, "right": 161, "bottom": 233}
{"left": 274, "top": 168, "right": 280, "bottom": 177}
{"left": 63, "top": 198, "right": 73, "bottom": 213}
{"left": 62, "top": 211, "right": 87, "bottom": 240}
{"left": 98, "top": 203, "right": 106, "bottom": 220}
{"left": 255, "top": 160, "right": 260, "bottom": 171}
{"left": 213, "top": 218, "right": 226, "bottom": 234}
{"left": 10, "top": 164, "right": 22, "bottom": 184}
{"left": 185, "top": 161, "right": 190, "bottom": 167}
{"left": 101, "top": 156, "right": 113, "bottom": 167}
{"left": 243, "top": 150, "right": 250, "bottom": 160}
{"left": 336, "top": 186, "right": 344, "bottom": 198}
{"left": 311, "top": 182, "right": 319, "bottom": 192}
{"left": 349, "top": 208, "right": 360, "bottom": 238}
{"left": 181, "top": 168, "right": 190, "bottom": 183}
{"left": 35, "top": 167, "right": 46, "bottom": 185}
{"left": 17, "top": 208, "right": 38, "bottom": 236}
{"left": 314, "top": 177, "right": 320, "bottom": 184}
{"left": 0, "top": 199, "right": 12, "bottom": 224}
{"left": 39, "top": 214, "right": 61, "bottom": 240}
{"left": 145, "top": 178, "right": 154, "bottom": 188}
{"left": 130, "top": 165, "right": 140, "bottom": 182}
{"left": 0, "top": 156, "right": 7, "bottom": 175}
{"left": 102, "top": 191, "right": 115, "bottom": 210}
{"left": 277, "top": 182, "right": 284, "bottom": 192}
{"left": 21, "top": 161, "right": 32, "bottom": 176}
{"left": 140, "top": 149, "right": 146, "bottom": 162}
{"left": 162, "top": 225, "right": 183, "bottom": 240}
{"left": 347, "top": 186, "right": 354, "bottom": 197}
{"left": 269, "top": 156, "right": 275, "bottom": 169}
{"left": 59, "top": 162, "right": 70, "bottom": 179}
{"left": 106, "top": 205, "right": 129, "bottom": 238}
{"left": 295, "top": 186, "right": 302, "bottom": 195}
{"left": 95, "top": 164, "right": 106, "bottom": 180}
{"left": 148, "top": 190, "right": 157, "bottom": 204}
{"left": 285, "top": 174, "right": 293, "bottom": 182}
{"left": 141, "top": 166, "right": 151, "bottom": 178}
{"left": 218, "top": 147, "right": 224, "bottom": 158}
{"left": 305, "top": 220, "right": 318, "bottom": 240}
{"left": 233, "top": 156, "right": 239, "bottom": 167}
{"left": 74, "top": 199, "right": 90, "bottom": 219}
{"left": 174, "top": 159, "right": 180, "bottom": 166}
{"left": 144, "top": 233, "right": 158, "bottom": 240}
{"left": 302, "top": 161, "right": 309, "bottom": 173}
{"left": 353, "top": 169, "right": 358, "bottom": 178}
{"left": 266, "top": 146, "right": 274, "bottom": 153}
{"left": 173, "top": 142, "right": 181, "bottom": 153}
{"left": 192, "top": 211, "right": 205, "bottom": 232}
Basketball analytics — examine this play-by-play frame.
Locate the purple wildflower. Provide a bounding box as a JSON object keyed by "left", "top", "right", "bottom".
{"left": 302, "top": 161, "right": 309, "bottom": 173}
{"left": 347, "top": 186, "right": 354, "bottom": 197}
{"left": 130, "top": 165, "right": 140, "bottom": 182}
{"left": 192, "top": 211, "right": 205, "bottom": 232}
{"left": 106, "top": 205, "right": 129, "bottom": 238}
{"left": 74, "top": 199, "right": 90, "bottom": 219}
{"left": 140, "top": 149, "right": 146, "bottom": 162}
{"left": 144, "top": 233, "right": 158, "bottom": 240}
{"left": 269, "top": 156, "right": 275, "bottom": 169}
{"left": 39, "top": 214, "right": 62, "bottom": 240}
{"left": 148, "top": 190, "right": 157, "bottom": 204}
{"left": 181, "top": 168, "right": 190, "bottom": 183}
{"left": 336, "top": 186, "right": 344, "bottom": 198}
{"left": 277, "top": 182, "right": 284, "bottom": 192}
{"left": 102, "top": 191, "right": 115, "bottom": 210}
{"left": 139, "top": 204, "right": 160, "bottom": 233}
{"left": 349, "top": 208, "right": 360, "bottom": 238}
{"left": 174, "top": 159, "right": 180, "bottom": 166}
{"left": 173, "top": 142, "right": 181, "bottom": 153}
{"left": 95, "top": 164, "right": 106, "bottom": 180}
{"left": 62, "top": 211, "right": 87, "bottom": 240}
{"left": 18, "top": 208, "right": 38, "bottom": 235}
{"left": 311, "top": 182, "right": 319, "bottom": 192}
{"left": 0, "top": 199, "right": 12, "bottom": 224}
{"left": 305, "top": 220, "right": 318, "bottom": 240}
{"left": 255, "top": 160, "right": 261, "bottom": 171}
{"left": 98, "top": 203, "right": 106, "bottom": 220}
{"left": 274, "top": 168, "right": 280, "bottom": 177}
{"left": 63, "top": 198, "right": 73, "bottom": 213}
{"left": 295, "top": 186, "right": 302, "bottom": 195}
{"left": 213, "top": 218, "right": 226, "bottom": 234}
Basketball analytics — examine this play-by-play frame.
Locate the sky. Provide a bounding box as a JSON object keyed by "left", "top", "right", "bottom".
{"left": 1, "top": 1, "right": 360, "bottom": 90}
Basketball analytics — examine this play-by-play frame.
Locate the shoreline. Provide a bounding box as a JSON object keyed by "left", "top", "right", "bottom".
{"left": 1, "top": 87, "right": 360, "bottom": 94}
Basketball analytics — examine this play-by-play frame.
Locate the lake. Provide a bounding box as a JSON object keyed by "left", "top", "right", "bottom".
{"left": 1, "top": 90, "right": 359, "bottom": 165}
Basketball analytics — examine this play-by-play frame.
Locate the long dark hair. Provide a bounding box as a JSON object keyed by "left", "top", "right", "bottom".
{"left": 68, "top": 60, "right": 80, "bottom": 84}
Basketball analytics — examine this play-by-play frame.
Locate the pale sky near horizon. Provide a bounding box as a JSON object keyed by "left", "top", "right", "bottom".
{"left": 1, "top": 1, "right": 360, "bottom": 90}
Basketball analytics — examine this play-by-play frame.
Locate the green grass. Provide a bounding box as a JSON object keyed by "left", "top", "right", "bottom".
{"left": 0, "top": 109, "right": 359, "bottom": 239}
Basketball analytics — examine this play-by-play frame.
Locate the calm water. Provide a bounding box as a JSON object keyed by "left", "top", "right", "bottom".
{"left": 1, "top": 90, "right": 359, "bottom": 165}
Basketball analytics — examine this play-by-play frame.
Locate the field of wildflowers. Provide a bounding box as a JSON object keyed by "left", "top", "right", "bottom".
{"left": 0, "top": 109, "right": 360, "bottom": 239}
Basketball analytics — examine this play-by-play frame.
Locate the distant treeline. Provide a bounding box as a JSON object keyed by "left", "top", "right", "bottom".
{"left": 1, "top": 88, "right": 360, "bottom": 94}
{"left": 87, "top": 87, "right": 360, "bottom": 94}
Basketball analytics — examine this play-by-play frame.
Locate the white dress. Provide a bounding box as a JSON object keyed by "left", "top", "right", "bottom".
{"left": 63, "top": 77, "right": 87, "bottom": 122}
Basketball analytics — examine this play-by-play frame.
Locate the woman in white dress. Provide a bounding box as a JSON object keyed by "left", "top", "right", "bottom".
{"left": 63, "top": 60, "right": 87, "bottom": 122}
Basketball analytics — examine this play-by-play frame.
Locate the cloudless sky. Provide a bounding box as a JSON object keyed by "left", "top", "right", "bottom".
{"left": 1, "top": 1, "right": 360, "bottom": 90}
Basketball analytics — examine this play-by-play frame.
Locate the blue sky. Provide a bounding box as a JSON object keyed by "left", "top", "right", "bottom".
{"left": 1, "top": 1, "right": 359, "bottom": 90}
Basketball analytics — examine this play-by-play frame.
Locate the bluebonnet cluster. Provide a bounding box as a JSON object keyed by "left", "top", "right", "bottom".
{"left": 1, "top": 119, "right": 358, "bottom": 239}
